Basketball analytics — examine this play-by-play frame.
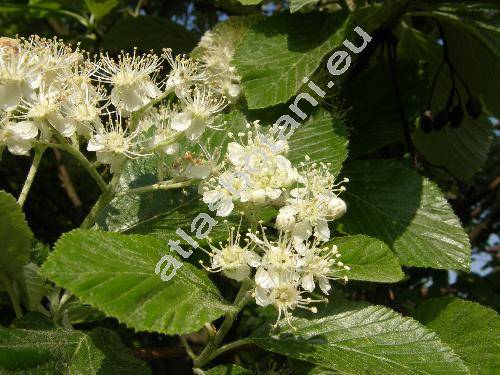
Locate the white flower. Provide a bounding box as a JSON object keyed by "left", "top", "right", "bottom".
{"left": 18, "top": 84, "right": 74, "bottom": 138}
{"left": 200, "top": 219, "right": 260, "bottom": 281}
{"left": 0, "top": 38, "right": 42, "bottom": 111}
{"left": 87, "top": 117, "right": 146, "bottom": 173}
{"left": 32, "top": 36, "right": 81, "bottom": 85}
{"left": 195, "top": 19, "right": 247, "bottom": 100}
{"left": 170, "top": 149, "right": 216, "bottom": 180}
{"left": 202, "top": 169, "right": 251, "bottom": 217}
{"left": 296, "top": 241, "right": 348, "bottom": 294}
{"left": 245, "top": 223, "right": 349, "bottom": 326}
{"left": 279, "top": 160, "right": 348, "bottom": 242}
{"left": 253, "top": 271, "right": 323, "bottom": 328}
{"left": 171, "top": 87, "right": 226, "bottom": 140}
{"left": 248, "top": 229, "right": 298, "bottom": 288}
{"left": 0, "top": 119, "right": 38, "bottom": 155}
{"left": 140, "top": 106, "right": 180, "bottom": 155}
{"left": 93, "top": 50, "right": 164, "bottom": 115}
{"left": 164, "top": 49, "right": 206, "bottom": 96}
{"left": 61, "top": 83, "right": 105, "bottom": 138}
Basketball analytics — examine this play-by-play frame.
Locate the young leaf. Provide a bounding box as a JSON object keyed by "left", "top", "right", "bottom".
{"left": 338, "top": 160, "right": 471, "bottom": 270}
{"left": 413, "top": 297, "right": 500, "bottom": 374}
{"left": 84, "top": 0, "right": 120, "bottom": 21}
{"left": 0, "top": 190, "right": 32, "bottom": 285}
{"left": 287, "top": 108, "right": 349, "bottom": 177}
{"left": 328, "top": 235, "right": 404, "bottom": 283}
{"left": 0, "top": 326, "right": 150, "bottom": 374}
{"left": 40, "top": 230, "right": 235, "bottom": 335}
{"left": 233, "top": 12, "right": 352, "bottom": 108}
{"left": 250, "top": 300, "right": 469, "bottom": 374}
{"left": 20, "top": 263, "right": 45, "bottom": 311}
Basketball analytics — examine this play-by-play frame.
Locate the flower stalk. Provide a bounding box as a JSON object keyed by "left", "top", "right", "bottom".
{"left": 193, "top": 278, "right": 253, "bottom": 369}
{"left": 18, "top": 146, "right": 46, "bottom": 207}
{"left": 116, "top": 179, "right": 195, "bottom": 197}
{"left": 80, "top": 171, "right": 122, "bottom": 229}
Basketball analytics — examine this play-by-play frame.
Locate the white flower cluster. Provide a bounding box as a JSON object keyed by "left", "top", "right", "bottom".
{"left": 0, "top": 35, "right": 231, "bottom": 176}
{"left": 200, "top": 125, "right": 348, "bottom": 326}
{"left": 202, "top": 122, "right": 299, "bottom": 216}
{"left": 194, "top": 18, "right": 248, "bottom": 101}
{"left": 201, "top": 220, "right": 349, "bottom": 327}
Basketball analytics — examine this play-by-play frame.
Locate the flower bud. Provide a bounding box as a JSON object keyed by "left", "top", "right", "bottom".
{"left": 328, "top": 197, "right": 347, "bottom": 219}
{"left": 250, "top": 189, "right": 267, "bottom": 204}
{"left": 276, "top": 206, "right": 297, "bottom": 231}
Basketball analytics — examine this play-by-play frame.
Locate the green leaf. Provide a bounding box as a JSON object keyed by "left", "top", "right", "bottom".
{"left": 287, "top": 108, "right": 348, "bottom": 176}
{"left": 86, "top": 327, "right": 151, "bottom": 374}
{"left": 12, "top": 311, "right": 55, "bottom": 330}
{"left": 250, "top": 300, "right": 468, "bottom": 374}
{"left": 399, "top": 24, "right": 493, "bottom": 180}
{"left": 40, "top": 230, "right": 234, "bottom": 335}
{"left": 338, "top": 159, "right": 471, "bottom": 270}
{"left": 0, "top": 326, "right": 150, "bottom": 374}
{"left": 342, "top": 61, "right": 426, "bottom": 159}
{"left": 328, "top": 235, "right": 404, "bottom": 283}
{"left": 206, "top": 364, "right": 254, "bottom": 374}
{"left": 353, "top": 0, "right": 410, "bottom": 33}
{"left": 0, "top": 190, "right": 32, "bottom": 284}
{"left": 233, "top": 12, "right": 352, "bottom": 108}
{"left": 102, "top": 16, "right": 198, "bottom": 54}
{"left": 84, "top": 0, "right": 121, "bottom": 21}
{"left": 413, "top": 297, "right": 500, "bottom": 375}
{"left": 62, "top": 296, "right": 105, "bottom": 324}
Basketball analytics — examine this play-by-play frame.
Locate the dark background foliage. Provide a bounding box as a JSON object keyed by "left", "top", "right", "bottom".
{"left": 1, "top": 1, "right": 498, "bottom": 373}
